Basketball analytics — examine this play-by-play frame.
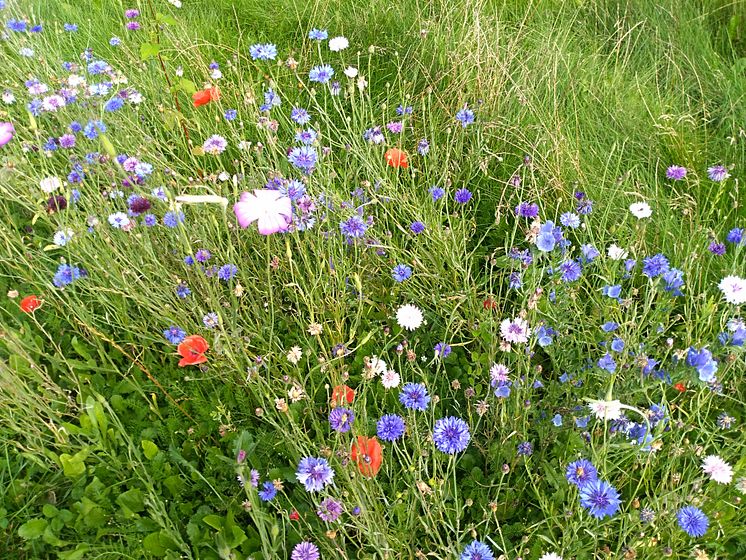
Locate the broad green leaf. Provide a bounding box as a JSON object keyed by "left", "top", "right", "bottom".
{"left": 140, "top": 42, "right": 161, "bottom": 61}
{"left": 142, "top": 439, "right": 158, "bottom": 459}
{"left": 18, "top": 518, "right": 47, "bottom": 539}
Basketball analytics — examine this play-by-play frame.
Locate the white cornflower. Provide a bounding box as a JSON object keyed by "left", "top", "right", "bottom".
{"left": 396, "top": 304, "right": 423, "bottom": 331}
{"left": 40, "top": 176, "right": 62, "bottom": 193}
{"left": 328, "top": 36, "right": 349, "bottom": 52}
{"left": 702, "top": 455, "right": 733, "bottom": 484}
{"left": 718, "top": 275, "right": 746, "bottom": 305}
{"left": 381, "top": 369, "right": 400, "bottom": 389}
{"left": 607, "top": 244, "right": 629, "bottom": 260}
{"left": 587, "top": 399, "right": 623, "bottom": 421}
{"left": 629, "top": 201, "right": 652, "bottom": 219}
{"left": 286, "top": 346, "right": 302, "bottom": 365}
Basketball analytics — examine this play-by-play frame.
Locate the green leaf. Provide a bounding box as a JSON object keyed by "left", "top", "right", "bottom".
{"left": 140, "top": 42, "right": 161, "bottom": 61}
{"left": 156, "top": 12, "right": 179, "bottom": 26}
{"left": 117, "top": 488, "right": 145, "bottom": 513}
{"left": 179, "top": 78, "right": 196, "bottom": 94}
{"left": 202, "top": 514, "right": 223, "bottom": 530}
{"left": 59, "top": 452, "right": 87, "bottom": 478}
{"left": 18, "top": 518, "right": 47, "bottom": 539}
{"left": 142, "top": 440, "right": 158, "bottom": 459}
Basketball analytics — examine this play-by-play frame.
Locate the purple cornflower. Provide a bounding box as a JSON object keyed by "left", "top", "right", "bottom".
{"left": 203, "top": 312, "right": 219, "bottom": 328}
{"left": 340, "top": 215, "right": 368, "bottom": 239}
{"left": 175, "top": 283, "right": 191, "bottom": 299}
{"left": 317, "top": 497, "right": 343, "bottom": 522}
{"left": 128, "top": 195, "right": 151, "bottom": 215}
{"left": 392, "top": 264, "right": 412, "bottom": 282}
{"left": 125, "top": 21, "right": 141, "bottom": 31}
{"left": 291, "top": 542, "right": 320, "bottom": 560}
{"left": 124, "top": 8, "right": 139, "bottom": 18}
{"left": 296, "top": 457, "right": 334, "bottom": 492}
{"left": 410, "top": 221, "right": 425, "bottom": 234}
{"left": 677, "top": 506, "right": 709, "bottom": 537}
{"left": 59, "top": 134, "right": 76, "bottom": 148}
{"left": 433, "top": 416, "right": 470, "bottom": 454}
{"left": 579, "top": 479, "right": 621, "bottom": 519}
{"left": 429, "top": 186, "right": 445, "bottom": 201}
{"left": 708, "top": 242, "right": 726, "bottom": 256}
{"left": 258, "top": 481, "right": 277, "bottom": 501}
{"left": 399, "top": 382, "right": 430, "bottom": 411}
{"left": 195, "top": 248, "right": 212, "bottom": 262}
{"left": 291, "top": 107, "right": 311, "bottom": 125}
{"left": 666, "top": 165, "right": 687, "bottom": 180}
{"left": 377, "top": 414, "right": 405, "bottom": 441}
{"left": 566, "top": 459, "right": 598, "bottom": 487}
{"left": 163, "top": 325, "right": 186, "bottom": 344}
{"left": 386, "top": 121, "right": 403, "bottom": 133}
{"left": 707, "top": 165, "right": 730, "bottom": 182}
{"left": 249, "top": 469, "right": 260, "bottom": 487}
{"left": 454, "top": 188, "right": 472, "bottom": 204}
{"left": 143, "top": 214, "right": 157, "bottom": 226}
{"left": 559, "top": 260, "right": 582, "bottom": 282}
{"left": 217, "top": 264, "right": 238, "bottom": 281}
{"left": 417, "top": 138, "right": 429, "bottom": 155}
{"left": 329, "top": 407, "right": 355, "bottom": 433}
{"left": 434, "top": 342, "right": 452, "bottom": 359}
{"left": 515, "top": 201, "right": 539, "bottom": 218}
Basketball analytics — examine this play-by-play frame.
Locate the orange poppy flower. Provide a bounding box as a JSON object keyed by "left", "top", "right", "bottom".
{"left": 331, "top": 384, "right": 355, "bottom": 407}
{"left": 384, "top": 148, "right": 408, "bottom": 169}
{"left": 177, "top": 335, "right": 209, "bottom": 367}
{"left": 20, "top": 295, "right": 42, "bottom": 313}
{"left": 351, "top": 435, "right": 382, "bottom": 477}
{"left": 192, "top": 87, "right": 220, "bottom": 107}
{"left": 674, "top": 382, "right": 686, "bottom": 393}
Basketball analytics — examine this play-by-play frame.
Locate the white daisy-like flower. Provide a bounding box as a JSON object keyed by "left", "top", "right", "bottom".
{"left": 40, "top": 176, "right": 62, "bottom": 193}
{"left": 718, "top": 275, "right": 746, "bottom": 305}
{"left": 2, "top": 91, "right": 16, "bottom": 104}
{"left": 343, "top": 66, "right": 358, "bottom": 78}
{"left": 587, "top": 399, "right": 623, "bottom": 421}
{"left": 368, "top": 356, "right": 387, "bottom": 376}
{"left": 539, "top": 553, "right": 563, "bottom": 560}
{"left": 489, "top": 363, "right": 510, "bottom": 381}
{"left": 396, "top": 304, "right": 423, "bottom": 331}
{"left": 629, "top": 201, "right": 652, "bottom": 219}
{"left": 286, "top": 346, "right": 302, "bottom": 365}
{"left": 328, "top": 36, "right": 349, "bottom": 52}
{"left": 499, "top": 317, "right": 531, "bottom": 344}
{"left": 607, "top": 244, "right": 629, "bottom": 260}
{"left": 53, "top": 229, "right": 74, "bottom": 247}
{"left": 702, "top": 455, "right": 733, "bottom": 484}
{"left": 381, "top": 369, "right": 400, "bottom": 389}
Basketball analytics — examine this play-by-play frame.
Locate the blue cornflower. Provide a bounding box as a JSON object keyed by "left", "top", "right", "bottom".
{"left": 163, "top": 326, "right": 186, "bottom": 344}
{"left": 579, "top": 479, "right": 621, "bottom": 519}
{"left": 224, "top": 109, "right": 237, "bottom": 121}
{"left": 288, "top": 146, "right": 317, "bottom": 172}
{"left": 296, "top": 457, "right": 334, "bottom": 492}
{"left": 399, "top": 382, "right": 430, "bottom": 411}
{"left": 460, "top": 540, "right": 495, "bottom": 560}
{"left": 83, "top": 120, "right": 106, "bottom": 139}
{"left": 308, "top": 28, "right": 328, "bottom": 40}
{"left": 30, "top": 24, "right": 43, "bottom": 33}
{"left": 259, "top": 88, "right": 281, "bottom": 112}
{"left": 377, "top": 414, "right": 405, "bottom": 442}
{"left": 396, "top": 104, "right": 413, "bottom": 115}
{"left": 87, "top": 60, "right": 109, "bottom": 75}
{"left": 536, "top": 325, "right": 554, "bottom": 347}
{"left": 565, "top": 459, "right": 598, "bottom": 488}
{"left": 601, "top": 321, "right": 619, "bottom": 332}
{"left": 104, "top": 97, "right": 124, "bottom": 112}
{"left": 309, "top": 64, "right": 334, "bottom": 84}
{"left": 53, "top": 264, "right": 83, "bottom": 288}
{"left": 517, "top": 441, "right": 533, "bottom": 456}
{"left": 417, "top": 138, "right": 430, "bottom": 155}
{"left": 455, "top": 106, "right": 475, "bottom": 127}
{"left": 329, "top": 407, "right": 355, "bottom": 433}
{"left": 454, "top": 188, "right": 472, "bottom": 204}
{"left": 662, "top": 268, "right": 685, "bottom": 296}
{"left": 203, "top": 312, "right": 219, "bottom": 328}
{"left": 258, "top": 480, "right": 277, "bottom": 501}
{"left": 7, "top": 19, "right": 27, "bottom": 32}
{"left": 581, "top": 244, "right": 600, "bottom": 261}
{"left": 429, "top": 186, "right": 445, "bottom": 201}
{"left": 434, "top": 342, "right": 452, "bottom": 359}
{"left": 184, "top": 256, "right": 196, "bottom": 266}
{"left": 726, "top": 228, "right": 743, "bottom": 244}
{"left": 560, "top": 212, "right": 581, "bottom": 228}
{"left": 175, "top": 283, "right": 191, "bottom": 299}
{"left": 611, "top": 338, "right": 625, "bottom": 352}
{"left": 686, "top": 347, "right": 718, "bottom": 382}
{"left": 536, "top": 221, "right": 557, "bottom": 252}
{"left": 410, "top": 221, "right": 425, "bottom": 234}
{"left": 109, "top": 37, "right": 121, "bottom": 46}
{"left": 143, "top": 214, "right": 157, "bottom": 226}
{"left": 295, "top": 129, "right": 318, "bottom": 145}
{"left": 63, "top": 23, "right": 78, "bottom": 32}
{"left": 432, "top": 416, "right": 470, "bottom": 454}
{"left": 339, "top": 215, "right": 368, "bottom": 239}
{"left": 597, "top": 353, "right": 617, "bottom": 372}
{"left": 509, "top": 271, "right": 522, "bottom": 289}
{"left": 163, "top": 211, "right": 184, "bottom": 228}
{"left": 575, "top": 416, "right": 590, "bottom": 428}
{"left": 552, "top": 414, "right": 563, "bottom": 427}
{"left": 677, "top": 506, "right": 709, "bottom": 537}
{"left": 392, "top": 264, "right": 412, "bottom": 282}
{"left": 642, "top": 253, "right": 670, "bottom": 278}
{"left": 291, "top": 107, "right": 311, "bottom": 125}
{"left": 249, "top": 43, "right": 277, "bottom": 60}
{"left": 602, "top": 285, "right": 622, "bottom": 299}
{"left": 559, "top": 260, "right": 582, "bottom": 282}
{"left": 217, "top": 264, "right": 238, "bottom": 281}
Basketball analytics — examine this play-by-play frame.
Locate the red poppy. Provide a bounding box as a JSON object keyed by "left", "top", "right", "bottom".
{"left": 177, "top": 335, "right": 209, "bottom": 367}
{"left": 350, "top": 435, "right": 382, "bottom": 477}
{"left": 192, "top": 87, "right": 220, "bottom": 107}
{"left": 674, "top": 383, "right": 686, "bottom": 393}
{"left": 483, "top": 297, "right": 497, "bottom": 310}
{"left": 384, "top": 148, "right": 408, "bottom": 169}
{"left": 289, "top": 510, "right": 299, "bottom": 521}
{"left": 330, "top": 384, "right": 355, "bottom": 407}
{"left": 20, "top": 295, "right": 42, "bottom": 313}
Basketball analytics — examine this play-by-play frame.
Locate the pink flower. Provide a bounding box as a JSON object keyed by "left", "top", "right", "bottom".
{"left": 702, "top": 455, "right": 733, "bottom": 484}
{"left": 233, "top": 189, "right": 292, "bottom": 235}
{"left": 0, "top": 122, "right": 14, "bottom": 147}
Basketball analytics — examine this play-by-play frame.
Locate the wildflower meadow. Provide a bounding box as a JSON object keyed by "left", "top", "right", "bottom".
{"left": 1, "top": 0, "right": 745, "bottom": 558}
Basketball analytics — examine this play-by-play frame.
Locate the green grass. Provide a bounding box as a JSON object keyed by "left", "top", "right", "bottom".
{"left": 0, "top": 0, "right": 745, "bottom": 558}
